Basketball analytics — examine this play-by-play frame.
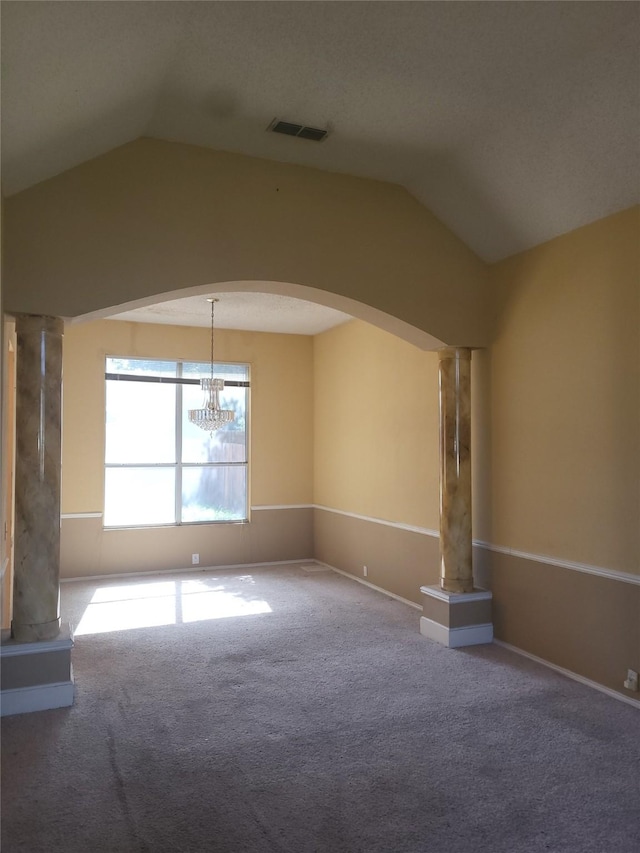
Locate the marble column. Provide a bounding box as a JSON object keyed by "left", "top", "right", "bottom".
{"left": 438, "top": 347, "right": 473, "bottom": 593}
{"left": 12, "top": 315, "right": 64, "bottom": 642}
{"left": 420, "top": 347, "right": 492, "bottom": 648}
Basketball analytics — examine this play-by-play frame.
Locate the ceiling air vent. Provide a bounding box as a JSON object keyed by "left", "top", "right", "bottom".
{"left": 268, "top": 118, "right": 329, "bottom": 142}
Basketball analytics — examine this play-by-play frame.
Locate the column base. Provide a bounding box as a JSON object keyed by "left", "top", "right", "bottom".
{"left": 11, "top": 616, "right": 61, "bottom": 643}
{"left": 0, "top": 623, "right": 74, "bottom": 716}
{"left": 420, "top": 584, "right": 493, "bottom": 648}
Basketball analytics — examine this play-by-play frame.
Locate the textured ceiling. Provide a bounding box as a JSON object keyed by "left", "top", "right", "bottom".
{"left": 110, "top": 292, "right": 353, "bottom": 336}
{"left": 2, "top": 1, "right": 639, "bottom": 266}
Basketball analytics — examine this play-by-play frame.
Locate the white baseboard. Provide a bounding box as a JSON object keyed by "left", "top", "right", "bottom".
{"left": 1, "top": 678, "right": 75, "bottom": 717}
{"left": 420, "top": 617, "right": 493, "bottom": 648}
{"left": 318, "top": 562, "right": 422, "bottom": 611}
{"left": 493, "top": 640, "right": 640, "bottom": 710}
{"left": 60, "top": 558, "right": 314, "bottom": 583}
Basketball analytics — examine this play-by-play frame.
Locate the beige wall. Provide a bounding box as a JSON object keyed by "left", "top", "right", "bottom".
{"left": 62, "top": 319, "right": 314, "bottom": 513}
{"left": 481, "top": 549, "right": 639, "bottom": 697}
{"left": 4, "top": 138, "right": 488, "bottom": 349}
{"left": 313, "top": 320, "right": 440, "bottom": 530}
{"left": 311, "top": 316, "right": 511, "bottom": 551}
{"left": 313, "top": 210, "right": 639, "bottom": 699}
{"left": 314, "top": 509, "right": 439, "bottom": 605}
{"left": 313, "top": 319, "right": 442, "bottom": 601}
{"left": 61, "top": 319, "right": 315, "bottom": 577}
{"left": 313, "top": 208, "right": 639, "bottom": 576}
{"left": 485, "top": 206, "right": 640, "bottom": 574}
{"left": 61, "top": 508, "right": 314, "bottom": 580}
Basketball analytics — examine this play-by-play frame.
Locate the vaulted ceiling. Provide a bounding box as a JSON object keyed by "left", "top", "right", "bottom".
{"left": 2, "top": 1, "right": 638, "bottom": 266}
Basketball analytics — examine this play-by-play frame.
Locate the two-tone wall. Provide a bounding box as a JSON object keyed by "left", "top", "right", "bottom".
{"left": 313, "top": 320, "right": 441, "bottom": 604}
{"left": 481, "top": 206, "right": 639, "bottom": 698}
{"left": 60, "top": 320, "right": 315, "bottom": 577}
{"left": 313, "top": 208, "right": 640, "bottom": 700}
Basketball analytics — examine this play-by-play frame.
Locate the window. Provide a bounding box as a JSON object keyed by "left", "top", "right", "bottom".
{"left": 104, "top": 357, "right": 249, "bottom": 527}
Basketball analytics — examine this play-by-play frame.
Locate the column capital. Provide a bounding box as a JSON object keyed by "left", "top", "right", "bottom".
{"left": 437, "top": 346, "right": 471, "bottom": 362}
{"left": 14, "top": 314, "right": 64, "bottom": 337}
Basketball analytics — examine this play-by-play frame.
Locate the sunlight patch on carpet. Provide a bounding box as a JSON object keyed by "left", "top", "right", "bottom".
{"left": 74, "top": 578, "right": 272, "bottom": 635}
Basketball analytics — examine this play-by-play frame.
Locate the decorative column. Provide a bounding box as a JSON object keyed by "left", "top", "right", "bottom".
{"left": 438, "top": 347, "right": 473, "bottom": 593}
{"left": 420, "top": 347, "right": 492, "bottom": 648}
{"left": 12, "top": 315, "right": 64, "bottom": 642}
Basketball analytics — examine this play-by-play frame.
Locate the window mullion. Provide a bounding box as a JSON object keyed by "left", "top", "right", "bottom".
{"left": 175, "top": 363, "right": 183, "bottom": 525}
{"left": 105, "top": 357, "right": 248, "bottom": 527}
{"left": 105, "top": 463, "right": 176, "bottom": 469}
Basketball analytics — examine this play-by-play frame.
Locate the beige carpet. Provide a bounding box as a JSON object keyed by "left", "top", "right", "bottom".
{"left": 2, "top": 563, "right": 639, "bottom": 852}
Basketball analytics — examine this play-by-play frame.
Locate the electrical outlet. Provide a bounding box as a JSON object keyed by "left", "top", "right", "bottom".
{"left": 363, "top": 565, "right": 368, "bottom": 577}
{"left": 192, "top": 553, "right": 200, "bottom": 566}
{"left": 623, "top": 669, "right": 638, "bottom": 691}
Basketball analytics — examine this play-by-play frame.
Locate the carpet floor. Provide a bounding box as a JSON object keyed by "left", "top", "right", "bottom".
{"left": 2, "top": 563, "right": 639, "bottom": 853}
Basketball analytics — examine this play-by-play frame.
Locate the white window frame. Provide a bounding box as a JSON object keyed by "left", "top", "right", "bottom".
{"left": 104, "top": 357, "right": 250, "bottom": 528}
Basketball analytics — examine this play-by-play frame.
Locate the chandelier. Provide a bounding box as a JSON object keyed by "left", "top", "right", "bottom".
{"left": 188, "top": 298, "right": 235, "bottom": 432}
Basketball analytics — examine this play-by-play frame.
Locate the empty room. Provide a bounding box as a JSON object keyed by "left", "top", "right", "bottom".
{"left": 1, "top": 3, "right": 639, "bottom": 852}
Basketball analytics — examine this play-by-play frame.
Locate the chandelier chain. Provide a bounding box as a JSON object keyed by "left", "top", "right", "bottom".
{"left": 210, "top": 298, "right": 215, "bottom": 380}
{"left": 187, "top": 297, "right": 235, "bottom": 433}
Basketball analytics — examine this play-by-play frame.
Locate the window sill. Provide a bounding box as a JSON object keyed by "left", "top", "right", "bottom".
{"left": 103, "top": 519, "right": 250, "bottom": 531}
